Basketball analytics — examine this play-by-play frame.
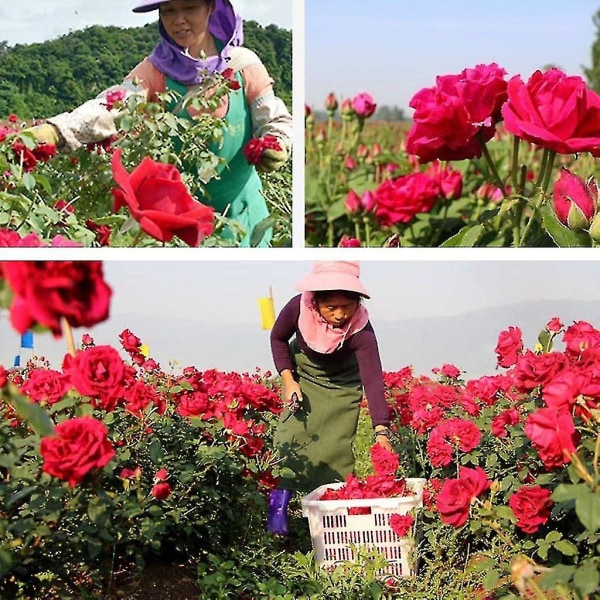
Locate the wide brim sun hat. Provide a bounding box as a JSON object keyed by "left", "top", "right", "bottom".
{"left": 133, "top": 0, "right": 176, "bottom": 12}
{"left": 296, "top": 261, "right": 370, "bottom": 299}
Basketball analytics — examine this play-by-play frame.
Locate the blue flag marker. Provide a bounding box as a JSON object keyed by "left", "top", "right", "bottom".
{"left": 13, "top": 355, "right": 20, "bottom": 367}
{"left": 21, "top": 331, "right": 34, "bottom": 349}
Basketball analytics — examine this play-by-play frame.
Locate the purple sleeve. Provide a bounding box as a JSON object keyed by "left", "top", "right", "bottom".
{"left": 352, "top": 324, "right": 390, "bottom": 427}
{"left": 270, "top": 295, "right": 300, "bottom": 373}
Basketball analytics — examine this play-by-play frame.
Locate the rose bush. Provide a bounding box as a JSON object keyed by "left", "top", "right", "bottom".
{"left": 0, "top": 71, "right": 292, "bottom": 248}
{"left": 305, "top": 64, "right": 600, "bottom": 248}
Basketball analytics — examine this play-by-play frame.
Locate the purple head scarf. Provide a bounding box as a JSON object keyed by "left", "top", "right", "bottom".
{"left": 143, "top": 0, "right": 243, "bottom": 86}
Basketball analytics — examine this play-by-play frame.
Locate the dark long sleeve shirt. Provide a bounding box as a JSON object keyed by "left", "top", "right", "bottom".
{"left": 270, "top": 295, "right": 390, "bottom": 427}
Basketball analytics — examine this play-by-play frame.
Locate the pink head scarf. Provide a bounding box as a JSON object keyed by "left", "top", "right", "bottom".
{"left": 298, "top": 291, "right": 369, "bottom": 354}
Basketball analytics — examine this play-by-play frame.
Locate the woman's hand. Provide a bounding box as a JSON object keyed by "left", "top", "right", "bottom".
{"left": 284, "top": 381, "right": 303, "bottom": 412}
{"left": 374, "top": 426, "right": 395, "bottom": 453}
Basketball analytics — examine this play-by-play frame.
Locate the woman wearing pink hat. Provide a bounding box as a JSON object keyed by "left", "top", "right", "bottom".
{"left": 267, "top": 261, "right": 393, "bottom": 535}
{"left": 26, "top": 0, "right": 292, "bottom": 247}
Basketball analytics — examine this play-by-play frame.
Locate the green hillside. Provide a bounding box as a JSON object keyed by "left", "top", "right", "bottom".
{"left": 0, "top": 20, "right": 291, "bottom": 119}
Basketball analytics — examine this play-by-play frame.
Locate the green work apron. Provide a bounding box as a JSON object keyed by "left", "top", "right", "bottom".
{"left": 166, "top": 72, "right": 271, "bottom": 247}
{"left": 273, "top": 339, "right": 364, "bottom": 493}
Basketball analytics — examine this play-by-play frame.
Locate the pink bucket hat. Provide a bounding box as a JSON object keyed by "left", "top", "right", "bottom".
{"left": 296, "top": 261, "right": 370, "bottom": 298}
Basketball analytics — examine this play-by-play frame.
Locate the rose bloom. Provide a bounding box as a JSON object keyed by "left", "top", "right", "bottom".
{"left": 151, "top": 482, "right": 172, "bottom": 500}
{"left": 524, "top": 407, "right": 580, "bottom": 470}
{"left": 351, "top": 92, "right": 377, "bottom": 119}
{"left": 502, "top": 68, "right": 600, "bottom": 155}
{"left": 509, "top": 486, "right": 553, "bottom": 534}
{"left": 40, "top": 416, "right": 115, "bottom": 486}
{"left": 562, "top": 320, "right": 600, "bottom": 361}
{"left": 2, "top": 261, "right": 112, "bottom": 337}
{"left": 371, "top": 443, "right": 399, "bottom": 477}
{"left": 111, "top": 148, "right": 214, "bottom": 247}
{"left": 552, "top": 168, "right": 597, "bottom": 229}
{"left": 513, "top": 350, "right": 569, "bottom": 392}
{"left": 425, "top": 162, "right": 463, "bottom": 200}
{"left": 243, "top": 135, "right": 282, "bottom": 165}
{"left": 546, "top": 317, "right": 564, "bottom": 333}
{"left": 373, "top": 172, "right": 441, "bottom": 226}
{"left": 406, "top": 63, "right": 508, "bottom": 162}
{"left": 495, "top": 326, "right": 523, "bottom": 368}
{"left": 436, "top": 466, "right": 491, "bottom": 527}
{"left": 541, "top": 369, "right": 579, "bottom": 412}
{"left": 62, "top": 345, "right": 126, "bottom": 411}
{"left": 491, "top": 407, "right": 520, "bottom": 438}
{"left": 20, "top": 368, "right": 70, "bottom": 405}
{"left": 389, "top": 513, "right": 414, "bottom": 537}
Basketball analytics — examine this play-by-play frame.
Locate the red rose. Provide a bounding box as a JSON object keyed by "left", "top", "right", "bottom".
{"left": 40, "top": 416, "right": 115, "bottom": 486}
{"left": 111, "top": 148, "right": 215, "bottom": 247}
{"left": 406, "top": 63, "right": 508, "bottom": 162}
{"left": 0, "top": 365, "right": 7, "bottom": 388}
{"left": 351, "top": 92, "right": 377, "bottom": 119}
{"left": 373, "top": 172, "right": 441, "bottom": 226}
{"left": 490, "top": 407, "right": 520, "bottom": 438}
{"left": 389, "top": 513, "right": 414, "bottom": 537}
{"left": 552, "top": 168, "right": 598, "bottom": 229}
{"left": 151, "top": 482, "right": 172, "bottom": 500}
{"left": 62, "top": 345, "right": 126, "bottom": 411}
{"left": 436, "top": 466, "right": 491, "bottom": 527}
{"left": 20, "top": 368, "right": 70, "bottom": 405}
{"left": 524, "top": 407, "right": 580, "bottom": 470}
{"left": 243, "top": 135, "right": 282, "bottom": 165}
{"left": 546, "top": 317, "right": 563, "bottom": 333}
{"left": 508, "top": 486, "right": 552, "bottom": 534}
{"left": 370, "top": 443, "right": 399, "bottom": 477}
{"left": 502, "top": 68, "right": 600, "bottom": 155}
{"left": 513, "top": 350, "right": 569, "bottom": 392}
{"left": 2, "top": 261, "right": 112, "bottom": 336}
{"left": 494, "top": 326, "right": 523, "bottom": 368}
{"left": 541, "top": 369, "right": 579, "bottom": 412}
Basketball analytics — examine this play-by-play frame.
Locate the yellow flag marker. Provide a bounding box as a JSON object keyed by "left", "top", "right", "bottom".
{"left": 258, "top": 287, "right": 276, "bottom": 330}
{"left": 140, "top": 344, "right": 150, "bottom": 358}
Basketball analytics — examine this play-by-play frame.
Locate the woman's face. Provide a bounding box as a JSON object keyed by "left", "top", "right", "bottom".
{"left": 159, "top": 0, "right": 213, "bottom": 53}
{"left": 316, "top": 292, "right": 359, "bottom": 329}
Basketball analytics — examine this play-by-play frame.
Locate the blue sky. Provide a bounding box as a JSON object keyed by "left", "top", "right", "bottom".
{"left": 3, "top": 257, "right": 600, "bottom": 377}
{"left": 305, "top": 0, "right": 600, "bottom": 112}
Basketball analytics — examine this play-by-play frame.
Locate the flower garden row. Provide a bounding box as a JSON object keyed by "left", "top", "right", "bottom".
{"left": 0, "top": 261, "right": 598, "bottom": 598}
{"left": 306, "top": 65, "right": 600, "bottom": 247}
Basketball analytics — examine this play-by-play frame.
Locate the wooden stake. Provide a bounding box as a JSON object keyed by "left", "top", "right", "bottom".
{"left": 62, "top": 317, "right": 76, "bottom": 357}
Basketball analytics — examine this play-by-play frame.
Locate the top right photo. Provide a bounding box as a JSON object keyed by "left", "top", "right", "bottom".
{"left": 305, "top": 0, "right": 600, "bottom": 248}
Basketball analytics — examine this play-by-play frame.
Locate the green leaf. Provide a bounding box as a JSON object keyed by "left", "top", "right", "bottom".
{"left": 440, "top": 224, "right": 483, "bottom": 247}
{"left": 554, "top": 539, "right": 578, "bottom": 556}
{"left": 149, "top": 440, "right": 164, "bottom": 463}
{"left": 250, "top": 217, "right": 275, "bottom": 247}
{"left": 540, "top": 204, "right": 592, "bottom": 247}
{"left": 87, "top": 497, "right": 108, "bottom": 526}
{"left": 483, "top": 569, "right": 501, "bottom": 591}
{"left": 573, "top": 560, "right": 600, "bottom": 596}
{"left": 575, "top": 489, "right": 600, "bottom": 532}
{"left": 551, "top": 483, "right": 589, "bottom": 502}
{"left": 540, "top": 564, "right": 576, "bottom": 590}
{"left": 537, "top": 329, "right": 553, "bottom": 353}
{"left": 10, "top": 394, "right": 55, "bottom": 437}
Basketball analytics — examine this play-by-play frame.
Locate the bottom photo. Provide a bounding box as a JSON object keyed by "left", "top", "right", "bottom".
{"left": 0, "top": 259, "right": 598, "bottom": 600}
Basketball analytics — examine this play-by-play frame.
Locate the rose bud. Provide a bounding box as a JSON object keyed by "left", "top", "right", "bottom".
{"left": 553, "top": 168, "right": 597, "bottom": 230}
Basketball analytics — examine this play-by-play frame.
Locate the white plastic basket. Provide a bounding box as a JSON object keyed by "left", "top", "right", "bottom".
{"left": 301, "top": 478, "right": 426, "bottom": 578}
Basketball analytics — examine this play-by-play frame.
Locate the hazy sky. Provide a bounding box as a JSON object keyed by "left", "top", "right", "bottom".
{"left": 306, "top": 0, "right": 599, "bottom": 112}
{"left": 0, "top": 0, "right": 293, "bottom": 46}
{"left": 3, "top": 257, "right": 600, "bottom": 376}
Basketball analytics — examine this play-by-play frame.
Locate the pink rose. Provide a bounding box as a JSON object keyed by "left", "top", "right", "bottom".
{"left": 243, "top": 135, "right": 282, "bottom": 165}
{"left": 389, "top": 513, "right": 414, "bottom": 537}
{"left": 373, "top": 172, "right": 441, "bottom": 225}
{"left": 351, "top": 92, "right": 377, "bottom": 119}
{"left": 552, "top": 168, "right": 597, "bottom": 229}
{"left": 370, "top": 443, "right": 399, "bottom": 477}
{"left": 491, "top": 407, "right": 520, "bottom": 438}
{"left": 502, "top": 68, "right": 600, "bottom": 155}
{"left": 406, "top": 63, "right": 508, "bottom": 162}
{"left": 20, "top": 368, "right": 70, "bottom": 405}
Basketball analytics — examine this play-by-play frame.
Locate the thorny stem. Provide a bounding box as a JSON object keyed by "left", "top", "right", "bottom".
{"left": 511, "top": 135, "right": 521, "bottom": 192}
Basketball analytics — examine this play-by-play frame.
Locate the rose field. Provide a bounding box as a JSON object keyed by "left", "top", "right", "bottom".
{"left": 305, "top": 65, "right": 600, "bottom": 248}
{"left": 0, "top": 261, "right": 598, "bottom": 599}
{"left": 0, "top": 72, "right": 292, "bottom": 248}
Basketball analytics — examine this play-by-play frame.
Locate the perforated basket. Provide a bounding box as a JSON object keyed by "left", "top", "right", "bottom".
{"left": 301, "top": 478, "right": 426, "bottom": 578}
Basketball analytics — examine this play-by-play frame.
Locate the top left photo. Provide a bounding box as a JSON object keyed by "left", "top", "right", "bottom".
{"left": 0, "top": 0, "right": 293, "bottom": 248}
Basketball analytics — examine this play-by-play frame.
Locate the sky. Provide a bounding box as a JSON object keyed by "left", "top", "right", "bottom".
{"left": 305, "top": 0, "right": 600, "bottom": 112}
{"left": 0, "top": 0, "right": 293, "bottom": 46}
{"left": 3, "top": 257, "right": 600, "bottom": 378}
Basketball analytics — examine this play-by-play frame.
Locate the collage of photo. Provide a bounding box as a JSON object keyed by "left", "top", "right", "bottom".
{"left": 0, "top": 1, "right": 599, "bottom": 599}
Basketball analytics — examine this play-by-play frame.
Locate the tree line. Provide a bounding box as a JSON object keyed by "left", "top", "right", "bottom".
{"left": 0, "top": 20, "right": 291, "bottom": 120}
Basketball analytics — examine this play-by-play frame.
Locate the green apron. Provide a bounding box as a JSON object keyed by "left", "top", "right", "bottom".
{"left": 273, "top": 340, "right": 364, "bottom": 493}
{"left": 166, "top": 72, "right": 271, "bottom": 247}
